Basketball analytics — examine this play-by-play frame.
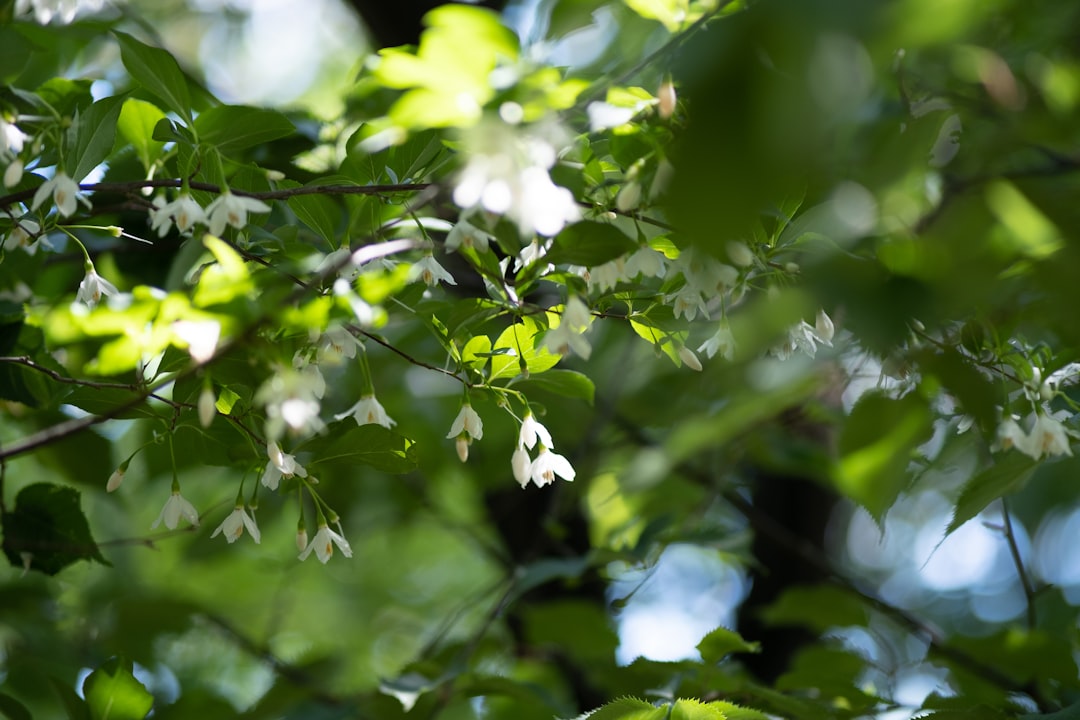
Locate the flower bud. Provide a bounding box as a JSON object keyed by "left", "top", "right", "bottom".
{"left": 296, "top": 527, "right": 308, "bottom": 553}
{"left": 679, "top": 345, "right": 703, "bottom": 371}
{"left": 784, "top": 262, "right": 800, "bottom": 274}
{"left": 616, "top": 181, "right": 642, "bottom": 212}
{"left": 265, "top": 169, "right": 285, "bottom": 182}
{"left": 726, "top": 240, "right": 754, "bottom": 267}
{"left": 198, "top": 385, "right": 216, "bottom": 427}
{"left": 816, "top": 309, "right": 835, "bottom": 344}
{"left": 107, "top": 466, "right": 125, "bottom": 492}
{"left": 456, "top": 436, "right": 470, "bottom": 463}
{"left": 4, "top": 158, "right": 23, "bottom": 188}
{"left": 658, "top": 80, "right": 677, "bottom": 120}
{"left": 512, "top": 447, "right": 531, "bottom": 487}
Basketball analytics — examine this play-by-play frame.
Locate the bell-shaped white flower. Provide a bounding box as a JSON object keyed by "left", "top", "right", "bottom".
{"left": 206, "top": 190, "right": 271, "bottom": 236}
{"left": 518, "top": 412, "right": 553, "bottom": 451}
{"left": 151, "top": 490, "right": 200, "bottom": 530}
{"left": 150, "top": 193, "right": 207, "bottom": 236}
{"left": 172, "top": 319, "right": 220, "bottom": 364}
{"left": 76, "top": 264, "right": 118, "bottom": 308}
{"left": 447, "top": 403, "right": 483, "bottom": 441}
{"left": 261, "top": 442, "right": 308, "bottom": 490}
{"left": 0, "top": 117, "right": 27, "bottom": 154}
{"left": 32, "top": 171, "right": 91, "bottom": 217}
{"left": 1026, "top": 411, "right": 1075, "bottom": 459}
{"left": 699, "top": 321, "right": 736, "bottom": 361}
{"left": 529, "top": 445, "right": 576, "bottom": 487}
{"left": 211, "top": 506, "right": 261, "bottom": 544}
{"left": 335, "top": 394, "right": 395, "bottom": 429}
{"left": 298, "top": 522, "right": 353, "bottom": 563}
{"left": 409, "top": 254, "right": 456, "bottom": 287}
{"left": 445, "top": 218, "right": 494, "bottom": 253}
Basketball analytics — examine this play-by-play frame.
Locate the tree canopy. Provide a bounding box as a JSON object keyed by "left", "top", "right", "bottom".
{"left": 2, "top": 0, "right": 1080, "bottom": 718}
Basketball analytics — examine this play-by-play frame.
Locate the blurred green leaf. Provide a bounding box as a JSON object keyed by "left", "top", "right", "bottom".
{"left": 548, "top": 222, "right": 638, "bottom": 267}
{"left": 303, "top": 424, "right": 417, "bottom": 474}
{"left": 193, "top": 105, "right": 295, "bottom": 155}
{"left": 760, "top": 585, "right": 868, "bottom": 633}
{"left": 1, "top": 483, "right": 109, "bottom": 575}
{"left": 515, "top": 369, "right": 596, "bottom": 404}
{"left": 696, "top": 626, "right": 760, "bottom": 664}
{"left": 948, "top": 453, "right": 1037, "bottom": 535}
{"left": 114, "top": 31, "right": 192, "bottom": 124}
{"left": 82, "top": 657, "right": 153, "bottom": 720}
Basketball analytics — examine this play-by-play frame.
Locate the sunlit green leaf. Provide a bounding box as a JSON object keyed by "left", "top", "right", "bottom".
{"left": 114, "top": 31, "right": 192, "bottom": 124}
{"left": 82, "top": 657, "right": 153, "bottom": 720}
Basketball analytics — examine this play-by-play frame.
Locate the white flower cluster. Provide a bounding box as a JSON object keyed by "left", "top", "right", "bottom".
{"left": 14, "top": 0, "right": 107, "bottom": 24}
{"left": 150, "top": 190, "right": 270, "bottom": 238}
{"left": 512, "top": 412, "right": 575, "bottom": 488}
{"left": 453, "top": 117, "right": 580, "bottom": 238}
{"left": 995, "top": 411, "right": 1078, "bottom": 461}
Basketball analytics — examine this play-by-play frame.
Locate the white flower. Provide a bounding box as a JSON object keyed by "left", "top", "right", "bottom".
{"left": 588, "top": 257, "right": 629, "bottom": 293}
{"left": 994, "top": 416, "right": 1030, "bottom": 455}
{"left": 616, "top": 181, "right": 641, "bottom": 212}
{"left": 150, "top": 193, "right": 206, "bottom": 237}
{"left": 625, "top": 246, "right": 666, "bottom": 279}
{"left": 15, "top": 0, "right": 104, "bottom": 23}
{"left": 261, "top": 442, "right": 308, "bottom": 490}
{"left": 298, "top": 523, "right": 353, "bottom": 563}
{"left": 335, "top": 394, "right": 395, "bottom": 429}
{"left": 512, "top": 446, "right": 532, "bottom": 487}
{"left": 699, "top": 321, "right": 736, "bottom": 361}
{"left": 771, "top": 321, "right": 826, "bottom": 361}
{"left": 1026, "top": 412, "right": 1075, "bottom": 459}
{"left": 206, "top": 190, "right": 271, "bottom": 236}
{"left": 679, "top": 346, "right": 703, "bottom": 372}
{"left": 529, "top": 445, "right": 576, "bottom": 487}
{"left": 8, "top": 219, "right": 44, "bottom": 255}
{"left": 211, "top": 506, "right": 261, "bottom": 544}
{"left": 514, "top": 238, "right": 551, "bottom": 272}
{"left": 0, "top": 118, "right": 27, "bottom": 155}
{"left": 256, "top": 368, "right": 326, "bottom": 440}
{"left": 670, "top": 286, "right": 709, "bottom": 322}
{"left": 726, "top": 240, "right": 754, "bottom": 267}
{"left": 317, "top": 326, "right": 360, "bottom": 365}
{"left": 409, "top": 254, "right": 456, "bottom": 287}
{"left": 198, "top": 386, "right": 216, "bottom": 427}
{"left": 518, "top": 412, "right": 553, "bottom": 450}
{"left": 172, "top": 319, "right": 220, "bottom": 364}
{"left": 447, "top": 403, "right": 483, "bottom": 441}
{"left": 76, "top": 265, "right": 118, "bottom": 308}
{"left": 32, "top": 172, "right": 91, "bottom": 217}
{"left": 151, "top": 490, "right": 200, "bottom": 530}
{"left": 445, "top": 218, "right": 494, "bottom": 253}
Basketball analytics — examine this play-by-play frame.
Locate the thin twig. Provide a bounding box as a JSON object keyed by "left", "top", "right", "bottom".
{"left": 1000, "top": 498, "right": 1038, "bottom": 630}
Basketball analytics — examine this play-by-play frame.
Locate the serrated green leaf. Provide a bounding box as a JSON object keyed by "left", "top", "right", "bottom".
{"left": 947, "top": 452, "right": 1037, "bottom": 535}
{"left": 303, "top": 424, "right": 417, "bottom": 474}
{"left": 1, "top": 483, "right": 109, "bottom": 575}
{"left": 704, "top": 701, "right": 770, "bottom": 720}
{"left": 670, "top": 698, "right": 727, "bottom": 720}
{"left": 697, "top": 626, "right": 760, "bottom": 664}
{"left": 69, "top": 95, "right": 124, "bottom": 183}
{"left": 515, "top": 369, "right": 595, "bottom": 404}
{"left": 586, "top": 697, "right": 666, "bottom": 720}
{"left": 82, "top": 657, "right": 153, "bottom": 720}
{"left": 547, "top": 221, "right": 638, "bottom": 267}
{"left": 117, "top": 98, "right": 166, "bottom": 171}
{"left": 194, "top": 105, "right": 295, "bottom": 155}
{"left": 194, "top": 235, "right": 253, "bottom": 307}
{"left": 114, "top": 31, "right": 192, "bottom": 124}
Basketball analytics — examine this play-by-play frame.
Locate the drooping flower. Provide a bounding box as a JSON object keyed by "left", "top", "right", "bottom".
{"left": 76, "top": 264, "right": 118, "bottom": 308}
{"left": 32, "top": 171, "right": 91, "bottom": 217}
{"left": 298, "top": 522, "right": 353, "bottom": 563}
{"left": 206, "top": 190, "right": 271, "bottom": 236}
{"left": 409, "top": 254, "right": 456, "bottom": 287}
{"left": 8, "top": 218, "right": 45, "bottom": 255}
{"left": 15, "top": 0, "right": 105, "bottom": 23}
{"left": 172, "top": 319, "right": 220, "bottom": 364}
{"left": 317, "top": 326, "right": 361, "bottom": 366}
{"left": 335, "top": 394, "right": 395, "bottom": 429}
{"left": 529, "top": 445, "right": 576, "bottom": 487}
{"left": 669, "top": 285, "right": 710, "bottom": 322}
{"left": 261, "top": 442, "right": 308, "bottom": 490}
{"left": 151, "top": 490, "right": 200, "bottom": 530}
{"left": 4, "top": 158, "right": 23, "bottom": 188}
{"left": 150, "top": 193, "right": 206, "bottom": 237}
{"left": 624, "top": 246, "right": 667, "bottom": 279}
{"left": 544, "top": 296, "right": 593, "bottom": 360}
{"left": 0, "top": 117, "right": 27, "bottom": 155}
{"left": 445, "top": 217, "right": 494, "bottom": 253}
{"left": 699, "top": 321, "right": 736, "bottom": 361}
{"left": 211, "top": 505, "right": 261, "bottom": 544}
{"left": 256, "top": 367, "right": 326, "bottom": 440}
{"left": 448, "top": 402, "right": 483, "bottom": 462}
{"left": 1026, "top": 411, "right": 1075, "bottom": 459}
{"left": 518, "top": 412, "right": 553, "bottom": 451}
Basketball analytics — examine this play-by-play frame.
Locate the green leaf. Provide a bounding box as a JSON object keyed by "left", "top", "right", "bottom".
{"left": 68, "top": 95, "right": 124, "bottom": 183}
{"left": 948, "top": 452, "right": 1037, "bottom": 535}
{"left": 702, "top": 701, "right": 771, "bottom": 720}
{"left": 760, "top": 585, "right": 868, "bottom": 633}
{"left": 1, "top": 483, "right": 109, "bottom": 576}
{"left": 82, "top": 657, "right": 153, "bottom": 720}
{"left": 586, "top": 697, "right": 666, "bottom": 720}
{"left": 114, "top": 31, "right": 192, "bottom": 124}
{"left": 304, "top": 424, "right": 418, "bottom": 474}
{"left": 0, "top": 692, "right": 33, "bottom": 720}
{"left": 0, "top": 26, "right": 33, "bottom": 83}
{"left": 1022, "top": 701, "right": 1080, "bottom": 720}
{"left": 490, "top": 320, "right": 560, "bottom": 381}
{"left": 547, "top": 221, "right": 638, "bottom": 267}
{"left": 670, "top": 699, "right": 728, "bottom": 720}
{"left": 117, "top": 98, "right": 166, "bottom": 171}
{"left": 696, "top": 626, "right": 760, "bottom": 664}
{"left": 286, "top": 185, "right": 341, "bottom": 245}
{"left": 836, "top": 392, "right": 933, "bottom": 519}
{"left": 193, "top": 105, "right": 295, "bottom": 155}
{"left": 515, "top": 369, "right": 595, "bottom": 404}
{"left": 194, "top": 236, "right": 254, "bottom": 307}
